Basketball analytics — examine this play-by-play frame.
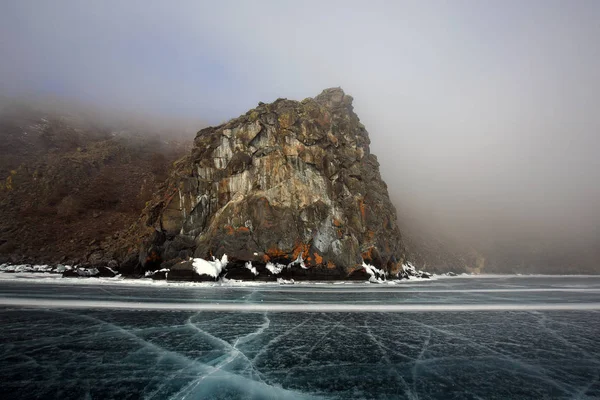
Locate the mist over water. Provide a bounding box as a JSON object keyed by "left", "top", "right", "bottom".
{"left": 1, "top": 1, "right": 599, "bottom": 270}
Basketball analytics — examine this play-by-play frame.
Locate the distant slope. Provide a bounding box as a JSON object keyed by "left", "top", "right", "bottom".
{"left": 0, "top": 103, "right": 191, "bottom": 265}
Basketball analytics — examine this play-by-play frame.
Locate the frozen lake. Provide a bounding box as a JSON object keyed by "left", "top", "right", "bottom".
{"left": 1, "top": 275, "right": 599, "bottom": 399}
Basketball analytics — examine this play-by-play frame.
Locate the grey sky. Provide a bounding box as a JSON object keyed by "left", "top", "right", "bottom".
{"left": 1, "top": 0, "right": 599, "bottom": 244}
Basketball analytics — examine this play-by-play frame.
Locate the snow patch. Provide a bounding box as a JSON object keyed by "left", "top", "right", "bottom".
{"left": 291, "top": 254, "right": 307, "bottom": 269}
{"left": 15, "top": 265, "right": 33, "bottom": 273}
{"left": 277, "top": 278, "right": 295, "bottom": 285}
{"left": 144, "top": 268, "right": 170, "bottom": 278}
{"left": 362, "top": 261, "right": 385, "bottom": 283}
{"left": 192, "top": 254, "right": 228, "bottom": 278}
{"left": 0, "top": 264, "right": 15, "bottom": 272}
{"left": 32, "top": 265, "right": 53, "bottom": 273}
{"left": 399, "top": 262, "right": 433, "bottom": 280}
{"left": 245, "top": 261, "right": 258, "bottom": 276}
{"left": 402, "top": 262, "right": 417, "bottom": 272}
{"left": 266, "top": 262, "right": 286, "bottom": 275}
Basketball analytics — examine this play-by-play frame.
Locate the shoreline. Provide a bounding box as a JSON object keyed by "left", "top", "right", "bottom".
{"left": 0, "top": 271, "right": 599, "bottom": 289}
{"left": 0, "top": 271, "right": 440, "bottom": 286}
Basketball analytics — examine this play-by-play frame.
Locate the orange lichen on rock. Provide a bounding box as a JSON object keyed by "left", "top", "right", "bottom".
{"left": 266, "top": 247, "right": 287, "bottom": 258}
{"left": 292, "top": 242, "right": 310, "bottom": 260}
{"left": 224, "top": 225, "right": 250, "bottom": 235}
{"left": 313, "top": 252, "right": 323, "bottom": 265}
{"left": 327, "top": 260, "right": 336, "bottom": 269}
{"left": 332, "top": 218, "right": 342, "bottom": 227}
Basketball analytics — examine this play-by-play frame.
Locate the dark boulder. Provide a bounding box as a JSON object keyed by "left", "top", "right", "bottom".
{"left": 151, "top": 269, "right": 168, "bottom": 280}
{"left": 167, "top": 260, "right": 221, "bottom": 282}
{"left": 223, "top": 262, "right": 258, "bottom": 280}
{"left": 62, "top": 269, "right": 80, "bottom": 278}
{"left": 97, "top": 266, "right": 117, "bottom": 277}
{"left": 347, "top": 268, "right": 372, "bottom": 281}
{"left": 62, "top": 267, "right": 99, "bottom": 278}
{"left": 277, "top": 262, "right": 347, "bottom": 281}
{"left": 118, "top": 253, "right": 143, "bottom": 277}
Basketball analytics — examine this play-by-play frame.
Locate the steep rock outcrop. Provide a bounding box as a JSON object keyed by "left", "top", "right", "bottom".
{"left": 138, "top": 88, "right": 405, "bottom": 278}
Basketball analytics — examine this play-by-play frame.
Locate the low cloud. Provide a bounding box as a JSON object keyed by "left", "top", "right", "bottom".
{"left": 2, "top": 0, "right": 599, "bottom": 259}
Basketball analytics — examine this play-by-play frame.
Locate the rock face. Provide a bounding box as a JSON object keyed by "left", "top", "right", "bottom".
{"left": 139, "top": 88, "right": 405, "bottom": 278}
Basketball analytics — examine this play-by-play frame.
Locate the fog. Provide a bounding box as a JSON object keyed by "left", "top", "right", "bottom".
{"left": 1, "top": 1, "right": 599, "bottom": 266}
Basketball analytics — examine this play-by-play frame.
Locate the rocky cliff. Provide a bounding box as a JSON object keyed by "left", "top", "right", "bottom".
{"left": 136, "top": 88, "right": 406, "bottom": 279}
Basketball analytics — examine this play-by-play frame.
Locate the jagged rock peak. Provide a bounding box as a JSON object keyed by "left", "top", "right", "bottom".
{"left": 137, "top": 88, "right": 405, "bottom": 280}
{"left": 314, "top": 87, "right": 353, "bottom": 108}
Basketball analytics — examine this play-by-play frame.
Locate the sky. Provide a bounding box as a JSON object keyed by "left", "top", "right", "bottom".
{"left": 1, "top": 0, "right": 599, "bottom": 246}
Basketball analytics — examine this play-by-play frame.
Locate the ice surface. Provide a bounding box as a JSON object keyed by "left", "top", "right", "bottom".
{"left": 0, "top": 276, "right": 599, "bottom": 399}
{"left": 1, "top": 297, "right": 599, "bottom": 312}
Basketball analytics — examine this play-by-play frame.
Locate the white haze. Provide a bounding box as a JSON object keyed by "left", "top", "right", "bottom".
{"left": 1, "top": 1, "right": 599, "bottom": 256}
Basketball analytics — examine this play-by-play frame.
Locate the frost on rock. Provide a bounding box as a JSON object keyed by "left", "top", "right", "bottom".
{"left": 192, "top": 254, "right": 228, "bottom": 278}
{"left": 245, "top": 261, "right": 258, "bottom": 276}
